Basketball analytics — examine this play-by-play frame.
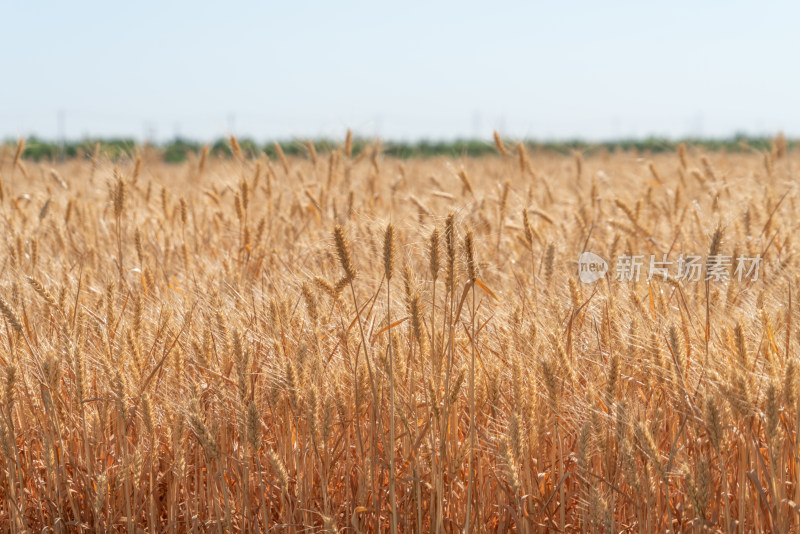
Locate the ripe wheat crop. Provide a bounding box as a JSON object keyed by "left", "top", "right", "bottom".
{"left": 0, "top": 133, "right": 797, "bottom": 532}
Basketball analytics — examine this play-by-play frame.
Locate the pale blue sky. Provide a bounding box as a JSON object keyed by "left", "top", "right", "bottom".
{"left": 1, "top": 1, "right": 798, "bottom": 142}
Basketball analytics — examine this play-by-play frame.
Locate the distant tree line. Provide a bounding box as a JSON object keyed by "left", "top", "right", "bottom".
{"left": 3, "top": 134, "right": 793, "bottom": 163}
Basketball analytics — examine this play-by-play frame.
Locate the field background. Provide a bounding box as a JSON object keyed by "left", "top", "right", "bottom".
{"left": 0, "top": 135, "right": 797, "bottom": 532}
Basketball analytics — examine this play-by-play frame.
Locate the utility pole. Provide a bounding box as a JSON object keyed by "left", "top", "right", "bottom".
{"left": 472, "top": 111, "right": 482, "bottom": 139}
{"left": 143, "top": 121, "right": 157, "bottom": 146}
{"left": 57, "top": 109, "right": 66, "bottom": 160}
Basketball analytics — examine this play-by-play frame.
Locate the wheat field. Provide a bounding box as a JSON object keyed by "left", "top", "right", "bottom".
{"left": 0, "top": 134, "right": 797, "bottom": 532}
